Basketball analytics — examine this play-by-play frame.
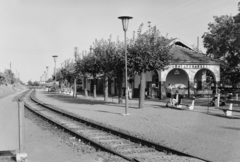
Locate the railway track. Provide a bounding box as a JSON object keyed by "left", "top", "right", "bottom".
{"left": 22, "top": 90, "right": 210, "bottom": 162}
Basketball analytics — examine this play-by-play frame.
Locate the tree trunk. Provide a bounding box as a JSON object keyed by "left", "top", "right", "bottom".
{"left": 139, "top": 72, "right": 146, "bottom": 108}
{"left": 93, "top": 75, "right": 97, "bottom": 98}
{"left": 73, "top": 78, "right": 76, "bottom": 97}
{"left": 84, "top": 76, "right": 88, "bottom": 97}
{"left": 104, "top": 75, "right": 108, "bottom": 102}
{"left": 117, "top": 74, "right": 123, "bottom": 104}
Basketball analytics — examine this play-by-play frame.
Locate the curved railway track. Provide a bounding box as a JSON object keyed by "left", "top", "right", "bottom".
{"left": 22, "top": 90, "right": 210, "bottom": 162}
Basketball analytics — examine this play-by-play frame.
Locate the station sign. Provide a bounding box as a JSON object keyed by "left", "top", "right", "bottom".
{"left": 170, "top": 64, "right": 209, "bottom": 69}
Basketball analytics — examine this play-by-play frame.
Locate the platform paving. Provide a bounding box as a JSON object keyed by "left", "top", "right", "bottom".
{"left": 35, "top": 90, "right": 240, "bottom": 162}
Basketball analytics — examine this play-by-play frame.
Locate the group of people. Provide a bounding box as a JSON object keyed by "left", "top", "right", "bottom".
{"left": 209, "top": 88, "right": 233, "bottom": 106}
{"left": 166, "top": 83, "right": 182, "bottom": 107}
{"left": 166, "top": 83, "right": 234, "bottom": 107}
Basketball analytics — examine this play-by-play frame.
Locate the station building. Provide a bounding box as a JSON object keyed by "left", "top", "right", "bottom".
{"left": 85, "top": 39, "right": 220, "bottom": 99}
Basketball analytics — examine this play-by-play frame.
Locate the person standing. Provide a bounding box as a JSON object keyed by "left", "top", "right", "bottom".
{"left": 166, "top": 83, "right": 173, "bottom": 107}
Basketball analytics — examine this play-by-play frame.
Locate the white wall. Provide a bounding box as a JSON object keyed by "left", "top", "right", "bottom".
{"left": 161, "top": 64, "right": 220, "bottom": 82}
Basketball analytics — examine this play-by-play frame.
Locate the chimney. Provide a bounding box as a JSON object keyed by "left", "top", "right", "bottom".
{"left": 197, "top": 37, "right": 199, "bottom": 53}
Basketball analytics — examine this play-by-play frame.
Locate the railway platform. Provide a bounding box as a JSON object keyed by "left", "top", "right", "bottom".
{"left": 34, "top": 90, "right": 240, "bottom": 162}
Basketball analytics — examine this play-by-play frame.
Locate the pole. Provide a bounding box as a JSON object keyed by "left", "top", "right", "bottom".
{"left": 207, "top": 83, "right": 209, "bottom": 114}
{"left": 197, "top": 36, "right": 199, "bottom": 53}
{"left": 18, "top": 101, "right": 24, "bottom": 152}
{"left": 44, "top": 71, "right": 46, "bottom": 84}
{"left": 54, "top": 61, "right": 56, "bottom": 94}
{"left": 124, "top": 30, "right": 129, "bottom": 115}
{"left": 73, "top": 78, "right": 76, "bottom": 97}
{"left": 148, "top": 21, "right": 151, "bottom": 33}
{"left": 46, "top": 67, "right": 48, "bottom": 81}
{"left": 74, "top": 47, "right": 78, "bottom": 98}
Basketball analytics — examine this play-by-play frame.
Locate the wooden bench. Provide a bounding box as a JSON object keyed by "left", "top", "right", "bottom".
{"left": 166, "top": 96, "right": 195, "bottom": 110}
{"left": 177, "top": 97, "right": 195, "bottom": 110}
{"left": 218, "top": 100, "right": 240, "bottom": 116}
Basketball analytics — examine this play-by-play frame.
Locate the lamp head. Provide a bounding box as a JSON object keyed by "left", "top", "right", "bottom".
{"left": 118, "top": 16, "right": 133, "bottom": 32}
{"left": 52, "top": 55, "right": 58, "bottom": 62}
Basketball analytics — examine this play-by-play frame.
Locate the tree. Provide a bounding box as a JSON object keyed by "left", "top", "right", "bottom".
{"left": 33, "top": 81, "right": 40, "bottom": 86}
{"left": 76, "top": 55, "right": 89, "bottom": 97}
{"left": 57, "top": 59, "right": 75, "bottom": 90}
{"left": 92, "top": 38, "right": 111, "bottom": 101}
{"left": 4, "top": 69, "right": 16, "bottom": 84}
{"left": 111, "top": 38, "right": 126, "bottom": 104}
{"left": 0, "top": 72, "right": 6, "bottom": 85}
{"left": 128, "top": 24, "right": 172, "bottom": 108}
{"left": 28, "top": 80, "right": 33, "bottom": 86}
{"left": 202, "top": 6, "right": 240, "bottom": 87}
{"left": 81, "top": 50, "right": 101, "bottom": 98}
{"left": 92, "top": 37, "right": 126, "bottom": 102}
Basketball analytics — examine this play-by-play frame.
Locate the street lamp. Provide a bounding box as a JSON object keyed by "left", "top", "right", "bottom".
{"left": 118, "top": 16, "right": 133, "bottom": 116}
{"left": 74, "top": 47, "right": 78, "bottom": 97}
{"left": 46, "top": 66, "right": 48, "bottom": 81}
{"left": 52, "top": 55, "right": 58, "bottom": 94}
{"left": 44, "top": 71, "right": 46, "bottom": 83}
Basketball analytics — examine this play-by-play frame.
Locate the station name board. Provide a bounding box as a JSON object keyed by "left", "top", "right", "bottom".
{"left": 171, "top": 64, "right": 209, "bottom": 69}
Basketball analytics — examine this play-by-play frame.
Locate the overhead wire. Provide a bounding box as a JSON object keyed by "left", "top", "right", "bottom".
{"left": 167, "top": 2, "right": 238, "bottom": 32}
{"left": 154, "top": 0, "right": 236, "bottom": 28}
{"left": 152, "top": 0, "right": 203, "bottom": 21}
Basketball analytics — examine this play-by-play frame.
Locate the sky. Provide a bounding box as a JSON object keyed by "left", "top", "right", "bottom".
{"left": 0, "top": 0, "right": 239, "bottom": 83}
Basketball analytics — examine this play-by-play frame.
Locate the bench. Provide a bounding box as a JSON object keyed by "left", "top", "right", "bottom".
{"left": 178, "top": 97, "right": 196, "bottom": 110}
{"left": 166, "top": 95, "right": 195, "bottom": 110}
{"left": 218, "top": 100, "right": 240, "bottom": 116}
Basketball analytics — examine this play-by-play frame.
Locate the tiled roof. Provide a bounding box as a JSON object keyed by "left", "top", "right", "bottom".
{"left": 169, "top": 45, "right": 219, "bottom": 65}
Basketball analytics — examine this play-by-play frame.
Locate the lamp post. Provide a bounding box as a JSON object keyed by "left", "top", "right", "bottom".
{"left": 74, "top": 47, "right": 78, "bottom": 97}
{"left": 52, "top": 55, "right": 58, "bottom": 94}
{"left": 44, "top": 71, "right": 46, "bottom": 83}
{"left": 46, "top": 66, "right": 48, "bottom": 81}
{"left": 118, "top": 16, "right": 133, "bottom": 116}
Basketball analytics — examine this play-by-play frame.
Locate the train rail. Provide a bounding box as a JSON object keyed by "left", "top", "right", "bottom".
{"left": 23, "top": 90, "right": 210, "bottom": 162}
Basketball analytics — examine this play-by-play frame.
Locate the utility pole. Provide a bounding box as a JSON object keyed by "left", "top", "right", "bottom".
{"left": 46, "top": 66, "right": 48, "bottom": 82}
{"left": 10, "top": 62, "right": 11, "bottom": 71}
{"left": 148, "top": 21, "right": 151, "bottom": 33}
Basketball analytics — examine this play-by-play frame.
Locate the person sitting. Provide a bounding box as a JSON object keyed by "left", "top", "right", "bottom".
{"left": 172, "top": 90, "right": 181, "bottom": 107}
{"left": 166, "top": 84, "right": 173, "bottom": 107}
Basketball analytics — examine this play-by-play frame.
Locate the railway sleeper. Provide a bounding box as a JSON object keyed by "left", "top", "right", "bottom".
{"left": 91, "top": 136, "right": 120, "bottom": 141}
{"left": 111, "top": 143, "right": 138, "bottom": 149}
{"left": 90, "top": 135, "right": 113, "bottom": 139}
{"left": 98, "top": 139, "right": 123, "bottom": 143}
{"left": 119, "top": 147, "right": 156, "bottom": 155}
{"left": 86, "top": 132, "right": 109, "bottom": 137}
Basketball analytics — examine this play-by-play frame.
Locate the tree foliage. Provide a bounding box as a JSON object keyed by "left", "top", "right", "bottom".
{"left": 4, "top": 69, "right": 16, "bottom": 84}
{"left": 202, "top": 5, "right": 240, "bottom": 86}
{"left": 55, "top": 59, "right": 76, "bottom": 89}
{"left": 27, "top": 80, "right": 40, "bottom": 86}
{"left": 0, "top": 72, "right": 6, "bottom": 85}
{"left": 128, "top": 24, "right": 172, "bottom": 74}
{"left": 128, "top": 24, "right": 172, "bottom": 108}
{"left": 57, "top": 23, "right": 172, "bottom": 105}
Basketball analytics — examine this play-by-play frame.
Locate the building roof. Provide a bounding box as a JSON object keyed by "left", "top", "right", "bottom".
{"left": 169, "top": 45, "right": 220, "bottom": 65}
{"left": 169, "top": 38, "right": 193, "bottom": 50}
